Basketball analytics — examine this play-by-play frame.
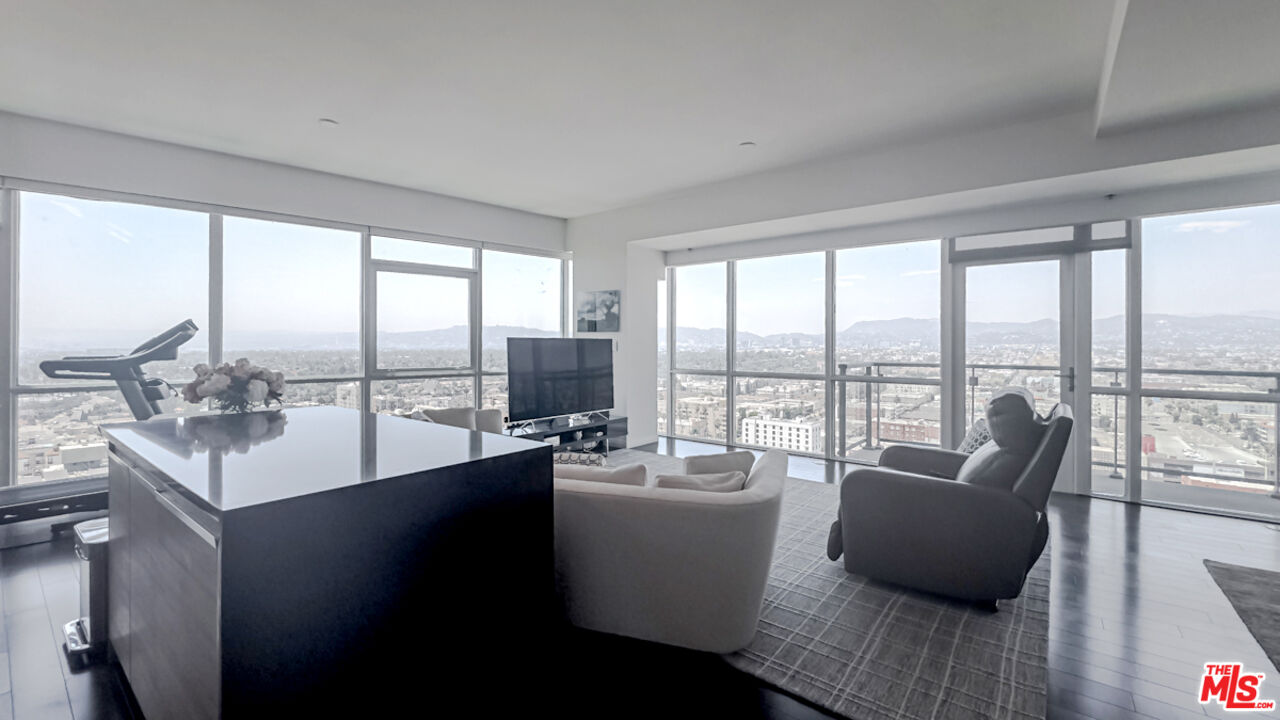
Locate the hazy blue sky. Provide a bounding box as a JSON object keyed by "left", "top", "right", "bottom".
{"left": 18, "top": 193, "right": 560, "bottom": 349}
{"left": 18, "top": 191, "right": 1280, "bottom": 347}
{"left": 673, "top": 204, "right": 1280, "bottom": 334}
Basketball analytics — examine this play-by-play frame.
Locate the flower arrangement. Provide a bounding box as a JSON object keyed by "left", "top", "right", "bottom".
{"left": 182, "top": 359, "right": 286, "bottom": 413}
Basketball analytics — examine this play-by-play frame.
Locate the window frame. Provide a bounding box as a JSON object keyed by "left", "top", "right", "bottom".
{"left": 0, "top": 179, "right": 569, "bottom": 491}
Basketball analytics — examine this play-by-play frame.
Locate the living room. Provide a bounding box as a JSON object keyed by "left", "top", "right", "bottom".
{"left": 2, "top": 2, "right": 1280, "bottom": 719}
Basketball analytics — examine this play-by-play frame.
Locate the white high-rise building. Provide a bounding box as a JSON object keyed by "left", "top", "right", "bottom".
{"left": 740, "top": 417, "right": 822, "bottom": 453}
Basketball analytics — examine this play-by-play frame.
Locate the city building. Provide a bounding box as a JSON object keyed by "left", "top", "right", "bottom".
{"left": 740, "top": 417, "right": 822, "bottom": 454}
{"left": 2, "top": 3, "right": 1280, "bottom": 719}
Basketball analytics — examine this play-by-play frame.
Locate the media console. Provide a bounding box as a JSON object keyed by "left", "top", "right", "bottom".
{"left": 508, "top": 415, "right": 627, "bottom": 455}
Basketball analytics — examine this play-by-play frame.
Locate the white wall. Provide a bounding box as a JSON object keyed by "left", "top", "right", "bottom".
{"left": 0, "top": 111, "right": 565, "bottom": 251}
{"left": 567, "top": 225, "right": 663, "bottom": 447}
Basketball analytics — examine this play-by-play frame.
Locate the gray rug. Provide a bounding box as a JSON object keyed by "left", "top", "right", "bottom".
{"left": 608, "top": 448, "right": 1050, "bottom": 720}
{"left": 1205, "top": 559, "right": 1280, "bottom": 670}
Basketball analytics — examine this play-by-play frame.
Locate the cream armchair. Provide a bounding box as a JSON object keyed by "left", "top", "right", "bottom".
{"left": 409, "top": 407, "right": 505, "bottom": 434}
{"left": 553, "top": 450, "right": 786, "bottom": 653}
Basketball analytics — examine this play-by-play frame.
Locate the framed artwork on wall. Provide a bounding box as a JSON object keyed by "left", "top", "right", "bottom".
{"left": 576, "top": 289, "right": 621, "bottom": 332}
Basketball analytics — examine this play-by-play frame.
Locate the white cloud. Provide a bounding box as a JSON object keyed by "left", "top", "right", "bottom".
{"left": 106, "top": 222, "right": 134, "bottom": 239}
{"left": 1174, "top": 220, "right": 1249, "bottom": 234}
{"left": 900, "top": 268, "right": 939, "bottom": 277}
{"left": 108, "top": 230, "right": 131, "bottom": 244}
{"left": 48, "top": 199, "right": 83, "bottom": 218}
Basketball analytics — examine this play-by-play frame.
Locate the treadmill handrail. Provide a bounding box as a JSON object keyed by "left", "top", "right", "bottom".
{"left": 39, "top": 320, "right": 198, "bottom": 380}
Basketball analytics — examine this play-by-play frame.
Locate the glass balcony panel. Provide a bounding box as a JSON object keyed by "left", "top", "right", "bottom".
{"left": 1090, "top": 393, "right": 1128, "bottom": 497}
{"left": 834, "top": 380, "right": 941, "bottom": 463}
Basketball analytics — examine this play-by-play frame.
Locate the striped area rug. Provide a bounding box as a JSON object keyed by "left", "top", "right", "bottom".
{"left": 725, "top": 477, "right": 1050, "bottom": 720}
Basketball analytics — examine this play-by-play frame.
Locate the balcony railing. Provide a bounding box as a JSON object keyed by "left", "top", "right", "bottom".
{"left": 834, "top": 362, "right": 1280, "bottom": 497}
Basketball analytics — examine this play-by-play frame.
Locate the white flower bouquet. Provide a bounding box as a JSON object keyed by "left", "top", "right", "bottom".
{"left": 182, "top": 359, "right": 286, "bottom": 413}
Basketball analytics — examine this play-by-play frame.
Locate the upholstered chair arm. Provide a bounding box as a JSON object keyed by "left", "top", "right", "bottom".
{"left": 837, "top": 468, "right": 1039, "bottom": 600}
{"left": 877, "top": 445, "right": 969, "bottom": 479}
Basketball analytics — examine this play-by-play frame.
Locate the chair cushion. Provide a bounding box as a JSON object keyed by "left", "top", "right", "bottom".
{"left": 954, "top": 390, "right": 1047, "bottom": 491}
{"left": 655, "top": 471, "right": 747, "bottom": 493}
{"left": 553, "top": 463, "right": 646, "bottom": 486}
{"left": 954, "top": 440, "right": 1027, "bottom": 490}
{"left": 683, "top": 450, "right": 756, "bottom": 476}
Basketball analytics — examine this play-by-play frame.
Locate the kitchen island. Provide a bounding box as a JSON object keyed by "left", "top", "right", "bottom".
{"left": 102, "top": 406, "right": 553, "bottom": 718}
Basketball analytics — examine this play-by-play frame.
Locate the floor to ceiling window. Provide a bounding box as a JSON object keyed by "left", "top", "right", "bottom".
{"left": 663, "top": 243, "right": 943, "bottom": 460}
{"left": 733, "top": 253, "right": 826, "bottom": 452}
{"left": 669, "top": 262, "right": 728, "bottom": 440}
{"left": 657, "top": 276, "right": 667, "bottom": 434}
{"left": 480, "top": 249, "right": 564, "bottom": 412}
{"left": 1140, "top": 205, "right": 1280, "bottom": 520}
{"left": 15, "top": 194, "right": 209, "bottom": 485}
{"left": 2, "top": 187, "right": 567, "bottom": 491}
{"left": 833, "top": 240, "right": 941, "bottom": 461}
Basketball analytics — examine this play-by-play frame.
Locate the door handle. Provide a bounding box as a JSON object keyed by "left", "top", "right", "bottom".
{"left": 1055, "top": 367, "right": 1076, "bottom": 393}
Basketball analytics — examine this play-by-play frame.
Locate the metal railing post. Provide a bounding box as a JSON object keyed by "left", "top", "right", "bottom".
{"left": 864, "top": 365, "right": 875, "bottom": 449}
{"left": 837, "top": 363, "right": 847, "bottom": 457}
{"left": 1110, "top": 371, "right": 1124, "bottom": 479}
{"left": 1273, "top": 377, "right": 1280, "bottom": 498}
{"left": 968, "top": 366, "right": 978, "bottom": 425}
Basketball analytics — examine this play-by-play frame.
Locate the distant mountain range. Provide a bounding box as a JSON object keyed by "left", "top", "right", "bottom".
{"left": 21, "top": 325, "right": 561, "bottom": 353}
{"left": 663, "top": 313, "right": 1280, "bottom": 348}
{"left": 21, "top": 314, "right": 1280, "bottom": 354}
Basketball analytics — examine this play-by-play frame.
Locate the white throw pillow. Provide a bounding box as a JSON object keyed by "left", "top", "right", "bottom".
{"left": 655, "top": 470, "right": 747, "bottom": 493}
{"left": 553, "top": 463, "right": 646, "bottom": 486}
{"left": 682, "top": 450, "right": 756, "bottom": 476}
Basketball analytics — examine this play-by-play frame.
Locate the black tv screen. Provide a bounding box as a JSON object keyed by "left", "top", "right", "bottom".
{"left": 506, "top": 338, "right": 614, "bottom": 422}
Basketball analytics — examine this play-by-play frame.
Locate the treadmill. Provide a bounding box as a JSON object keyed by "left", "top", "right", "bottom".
{"left": 39, "top": 319, "right": 200, "bottom": 421}
{"left": 21, "top": 321, "right": 200, "bottom": 662}
{"left": 0, "top": 320, "right": 199, "bottom": 526}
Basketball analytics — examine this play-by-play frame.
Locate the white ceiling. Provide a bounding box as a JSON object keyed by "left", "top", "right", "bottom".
{"left": 4, "top": 1, "right": 1280, "bottom": 221}
{"left": 0, "top": 0, "right": 1117, "bottom": 218}
{"left": 1096, "top": 0, "right": 1280, "bottom": 134}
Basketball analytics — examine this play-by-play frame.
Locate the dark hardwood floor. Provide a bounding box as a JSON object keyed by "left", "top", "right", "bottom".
{"left": 0, "top": 440, "right": 1276, "bottom": 719}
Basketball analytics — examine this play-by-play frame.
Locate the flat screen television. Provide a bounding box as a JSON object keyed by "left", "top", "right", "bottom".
{"left": 506, "top": 338, "right": 614, "bottom": 422}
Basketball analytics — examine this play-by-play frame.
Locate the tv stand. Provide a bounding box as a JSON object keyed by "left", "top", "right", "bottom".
{"left": 508, "top": 415, "right": 627, "bottom": 455}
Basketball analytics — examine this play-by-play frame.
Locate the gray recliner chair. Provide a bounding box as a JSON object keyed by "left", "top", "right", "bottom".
{"left": 827, "top": 393, "right": 1073, "bottom": 607}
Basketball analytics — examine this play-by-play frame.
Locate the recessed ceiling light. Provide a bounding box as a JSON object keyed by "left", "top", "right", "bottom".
{"left": 739, "top": 141, "right": 757, "bottom": 148}
{"left": 318, "top": 118, "right": 340, "bottom": 127}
